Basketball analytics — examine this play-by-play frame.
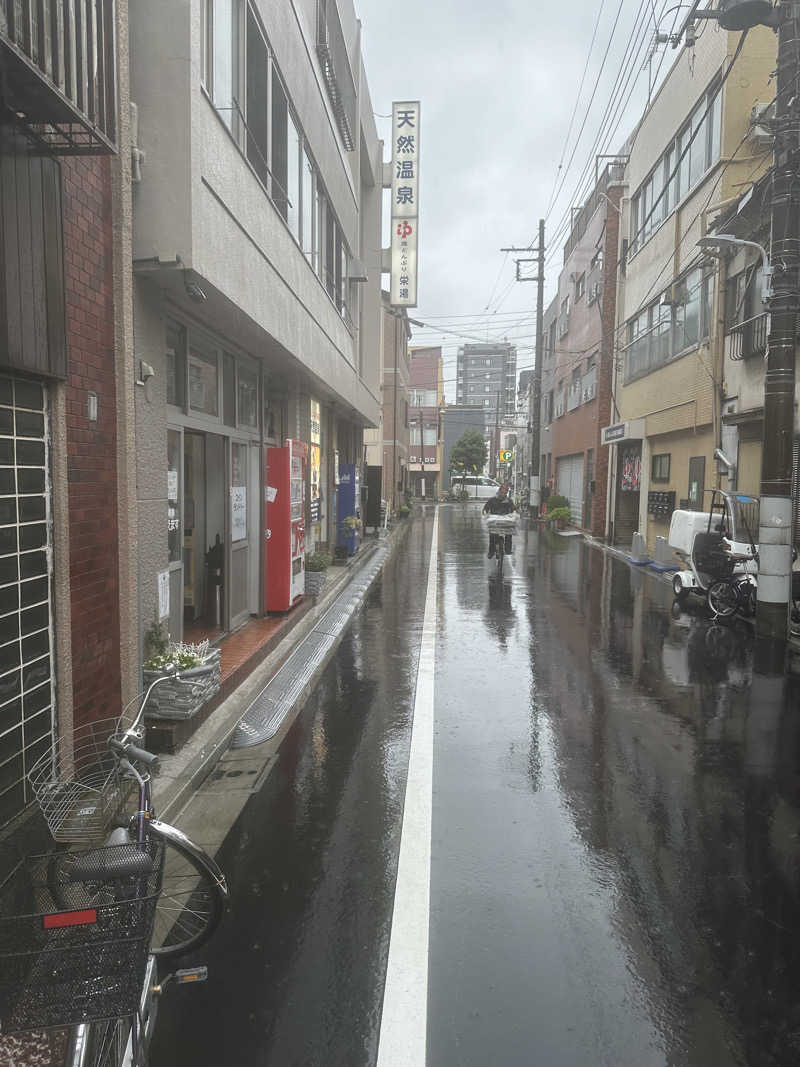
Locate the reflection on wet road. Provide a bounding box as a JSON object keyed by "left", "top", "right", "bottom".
{"left": 154, "top": 506, "right": 800, "bottom": 1066}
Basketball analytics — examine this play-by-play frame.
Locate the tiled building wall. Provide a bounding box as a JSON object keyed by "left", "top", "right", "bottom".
{"left": 61, "top": 156, "right": 122, "bottom": 730}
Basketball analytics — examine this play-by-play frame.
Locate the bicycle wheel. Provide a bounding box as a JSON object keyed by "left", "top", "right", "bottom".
{"left": 80, "top": 1016, "right": 136, "bottom": 1067}
{"left": 740, "top": 579, "right": 757, "bottom": 617}
{"left": 148, "top": 822, "right": 225, "bottom": 959}
{"left": 707, "top": 579, "right": 738, "bottom": 618}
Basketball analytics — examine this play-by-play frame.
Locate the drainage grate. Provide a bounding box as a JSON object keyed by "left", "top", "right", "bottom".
{"left": 231, "top": 545, "right": 389, "bottom": 747}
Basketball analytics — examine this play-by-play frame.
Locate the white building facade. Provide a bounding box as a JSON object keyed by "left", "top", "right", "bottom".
{"left": 130, "top": 0, "right": 383, "bottom": 643}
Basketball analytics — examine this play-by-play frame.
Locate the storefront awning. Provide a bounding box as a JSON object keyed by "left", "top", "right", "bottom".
{"left": 601, "top": 418, "right": 645, "bottom": 446}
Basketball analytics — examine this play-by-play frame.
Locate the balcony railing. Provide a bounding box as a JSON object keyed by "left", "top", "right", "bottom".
{"left": 728, "top": 312, "right": 768, "bottom": 362}
{"left": 0, "top": 0, "right": 116, "bottom": 153}
{"left": 316, "top": 0, "right": 356, "bottom": 152}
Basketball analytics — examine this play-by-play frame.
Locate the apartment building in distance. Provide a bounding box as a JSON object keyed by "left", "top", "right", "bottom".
{"left": 549, "top": 162, "right": 623, "bottom": 534}
{"left": 130, "top": 0, "right": 383, "bottom": 643}
{"left": 408, "top": 347, "right": 444, "bottom": 498}
{"left": 456, "top": 342, "right": 518, "bottom": 431}
{"left": 605, "top": 23, "right": 775, "bottom": 551}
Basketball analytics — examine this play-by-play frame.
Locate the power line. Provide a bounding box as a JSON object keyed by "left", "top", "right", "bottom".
{"left": 544, "top": 0, "right": 637, "bottom": 226}
{"left": 542, "top": 0, "right": 668, "bottom": 264}
{"left": 544, "top": 0, "right": 609, "bottom": 218}
{"left": 543, "top": 0, "right": 656, "bottom": 253}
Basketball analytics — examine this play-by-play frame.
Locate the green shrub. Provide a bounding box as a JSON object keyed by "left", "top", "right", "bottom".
{"left": 143, "top": 616, "right": 169, "bottom": 663}
{"left": 547, "top": 506, "right": 571, "bottom": 523}
{"left": 546, "top": 494, "right": 570, "bottom": 513}
{"left": 306, "top": 551, "right": 331, "bottom": 572}
{"left": 398, "top": 505, "right": 410, "bottom": 518}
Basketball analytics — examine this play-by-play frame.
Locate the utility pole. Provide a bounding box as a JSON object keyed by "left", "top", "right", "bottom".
{"left": 501, "top": 220, "right": 545, "bottom": 511}
{"left": 492, "top": 392, "right": 500, "bottom": 478}
{"left": 392, "top": 312, "right": 399, "bottom": 515}
{"left": 757, "top": 1, "right": 800, "bottom": 645}
{"left": 532, "top": 219, "right": 545, "bottom": 514}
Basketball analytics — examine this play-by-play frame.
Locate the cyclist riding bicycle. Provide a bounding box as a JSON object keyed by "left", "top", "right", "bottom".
{"left": 483, "top": 484, "right": 516, "bottom": 558}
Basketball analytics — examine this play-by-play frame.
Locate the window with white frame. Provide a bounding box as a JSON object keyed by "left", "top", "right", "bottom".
{"left": 630, "top": 81, "right": 722, "bottom": 256}
{"left": 204, "top": 0, "right": 241, "bottom": 136}
{"left": 624, "top": 266, "right": 713, "bottom": 382}
{"left": 558, "top": 296, "right": 570, "bottom": 339}
{"left": 208, "top": 2, "right": 352, "bottom": 325}
{"left": 567, "top": 367, "right": 582, "bottom": 412}
{"left": 583, "top": 360, "right": 597, "bottom": 401}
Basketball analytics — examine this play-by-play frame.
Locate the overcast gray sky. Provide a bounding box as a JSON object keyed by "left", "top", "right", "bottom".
{"left": 355, "top": 0, "right": 681, "bottom": 398}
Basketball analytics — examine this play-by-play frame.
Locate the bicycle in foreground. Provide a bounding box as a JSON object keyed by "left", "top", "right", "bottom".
{"left": 486, "top": 513, "right": 518, "bottom": 577}
{"left": 0, "top": 670, "right": 229, "bottom": 1066}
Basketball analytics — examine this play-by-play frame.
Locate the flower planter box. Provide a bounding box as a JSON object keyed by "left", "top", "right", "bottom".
{"left": 142, "top": 648, "right": 221, "bottom": 721}
{"left": 305, "top": 570, "right": 328, "bottom": 598}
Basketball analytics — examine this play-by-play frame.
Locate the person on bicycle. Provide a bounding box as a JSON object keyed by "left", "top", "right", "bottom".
{"left": 483, "top": 483, "right": 516, "bottom": 558}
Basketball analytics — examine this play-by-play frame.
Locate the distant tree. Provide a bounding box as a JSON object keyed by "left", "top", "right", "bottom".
{"left": 450, "top": 430, "right": 488, "bottom": 476}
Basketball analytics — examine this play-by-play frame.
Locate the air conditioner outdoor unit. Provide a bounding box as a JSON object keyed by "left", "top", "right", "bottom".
{"left": 749, "top": 101, "right": 775, "bottom": 148}
{"left": 661, "top": 282, "right": 686, "bottom": 307}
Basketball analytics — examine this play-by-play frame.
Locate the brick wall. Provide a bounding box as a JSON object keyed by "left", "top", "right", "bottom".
{"left": 61, "top": 156, "right": 121, "bottom": 730}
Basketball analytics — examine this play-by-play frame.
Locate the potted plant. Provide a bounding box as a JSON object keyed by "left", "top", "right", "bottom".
{"left": 546, "top": 494, "right": 570, "bottom": 513}
{"left": 338, "top": 513, "right": 362, "bottom": 557}
{"left": 397, "top": 504, "right": 410, "bottom": 519}
{"left": 305, "top": 551, "right": 331, "bottom": 597}
{"left": 547, "top": 506, "right": 571, "bottom": 530}
{"left": 141, "top": 619, "right": 221, "bottom": 721}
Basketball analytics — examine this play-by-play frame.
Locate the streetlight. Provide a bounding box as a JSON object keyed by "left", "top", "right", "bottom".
{"left": 696, "top": 230, "right": 794, "bottom": 646}
{"left": 696, "top": 233, "right": 773, "bottom": 306}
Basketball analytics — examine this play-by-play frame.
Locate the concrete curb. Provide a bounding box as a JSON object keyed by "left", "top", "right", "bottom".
{"left": 158, "top": 518, "right": 413, "bottom": 823}
{"left": 581, "top": 533, "right": 676, "bottom": 588}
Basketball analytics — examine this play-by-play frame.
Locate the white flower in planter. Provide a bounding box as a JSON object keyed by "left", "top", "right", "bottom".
{"left": 143, "top": 639, "right": 221, "bottom": 721}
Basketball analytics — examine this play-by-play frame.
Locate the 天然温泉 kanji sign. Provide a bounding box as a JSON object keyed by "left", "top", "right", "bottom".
{"left": 390, "top": 101, "right": 420, "bottom": 307}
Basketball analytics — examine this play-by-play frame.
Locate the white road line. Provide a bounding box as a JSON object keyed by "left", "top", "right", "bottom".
{"left": 376, "top": 508, "right": 438, "bottom": 1067}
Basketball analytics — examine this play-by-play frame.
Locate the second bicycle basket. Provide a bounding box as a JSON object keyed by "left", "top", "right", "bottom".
{"left": 27, "top": 715, "right": 141, "bottom": 844}
{"left": 0, "top": 837, "right": 164, "bottom": 1034}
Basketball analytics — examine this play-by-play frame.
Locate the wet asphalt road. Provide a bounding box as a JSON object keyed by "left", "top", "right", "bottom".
{"left": 152, "top": 505, "right": 800, "bottom": 1066}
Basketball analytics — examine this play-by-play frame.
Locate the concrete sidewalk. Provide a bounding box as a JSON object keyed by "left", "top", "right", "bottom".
{"left": 577, "top": 527, "right": 800, "bottom": 669}
{"left": 157, "top": 518, "right": 412, "bottom": 826}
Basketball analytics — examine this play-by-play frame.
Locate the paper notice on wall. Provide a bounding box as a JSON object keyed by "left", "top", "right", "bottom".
{"left": 231, "top": 486, "right": 247, "bottom": 541}
{"left": 265, "top": 486, "right": 277, "bottom": 503}
{"left": 167, "top": 469, "right": 178, "bottom": 502}
{"left": 157, "top": 569, "right": 170, "bottom": 619}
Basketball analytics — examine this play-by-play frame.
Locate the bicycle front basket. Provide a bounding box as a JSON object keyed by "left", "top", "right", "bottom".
{"left": 0, "top": 838, "right": 164, "bottom": 1034}
{"left": 27, "top": 716, "right": 138, "bottom": 845}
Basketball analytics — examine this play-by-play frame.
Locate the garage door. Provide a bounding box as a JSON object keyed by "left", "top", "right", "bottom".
{"left": 557, "top": 453, "right": 584, "bottom": 527}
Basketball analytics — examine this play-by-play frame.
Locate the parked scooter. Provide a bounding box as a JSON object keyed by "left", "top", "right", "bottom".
{"left": 669, "top": 491, "right": 759, "bottom": 614}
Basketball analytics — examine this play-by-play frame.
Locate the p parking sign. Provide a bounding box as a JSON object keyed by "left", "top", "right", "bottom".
{"left": 499, "top": 449, "right": 513, "bottom": 463}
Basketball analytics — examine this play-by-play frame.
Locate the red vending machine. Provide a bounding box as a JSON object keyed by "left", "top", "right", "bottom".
{"left": 265, "top": 439, "right": 307, "bottom": 611}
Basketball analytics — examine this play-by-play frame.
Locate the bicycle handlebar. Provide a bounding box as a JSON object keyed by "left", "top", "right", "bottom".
{"left": 124, "top": 743, "right": 160, "bottom": 769}
{"left": 109, "top": 736, "right": 160, "bottom": 770}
